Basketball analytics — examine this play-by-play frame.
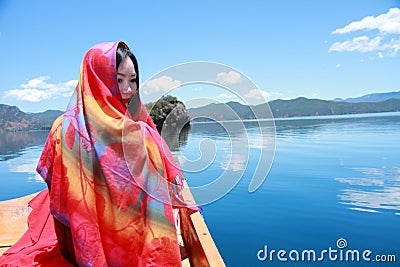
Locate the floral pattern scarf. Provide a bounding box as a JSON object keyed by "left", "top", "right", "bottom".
{"left": 36, "top": 42, "right": 191, "bottom": 266}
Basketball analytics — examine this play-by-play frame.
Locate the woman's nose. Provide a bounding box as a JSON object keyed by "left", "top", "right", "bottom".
{"left": 121, "top": 82, "right": 132, "bottom": 93}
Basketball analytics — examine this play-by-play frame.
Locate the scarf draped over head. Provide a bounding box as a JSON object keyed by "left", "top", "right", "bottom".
{"left": 37, "top": 41, "right": 194, "bottom": 266}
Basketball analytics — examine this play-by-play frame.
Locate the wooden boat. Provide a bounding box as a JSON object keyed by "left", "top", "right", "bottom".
{"left": 0, "top": 180, "right": 225, "bottom": 266}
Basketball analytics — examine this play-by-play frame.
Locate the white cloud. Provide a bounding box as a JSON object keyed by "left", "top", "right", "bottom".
{"left": 209, "top": 93, "right": 245, "bottom": 105}
{"left": 244, "top": 89, "right": 283, "bottom": 102}
{"left": 244, "top": 89, "right": 270, "bottom": 101}
{"left": 216, "top": 93, "right": 233, "bottom": 99}
{"left": 329, "top": 36, "right": 382, "bottom": 53}
{"left": 382, "top": 37, "right": 400, "bottom": 56}
{"left": 329, "top": 8, "right": 400, "bottom": 57}
{"left": 142, "top": 75, "right": 182, "bottom": 95}
{"left": 21, "top": 76, "right": 51, "bottom": 88}
{"left": 211, "top": 89, "right": 280, "bottom": 105}
{"left": 2, "top": 76, "right": 77, "bottom": 102}
{"left": 215, "top": 71, "right": 241, "bottom": 85}
{"left": 332, "top": 8, "right": 400, "bottom": 35}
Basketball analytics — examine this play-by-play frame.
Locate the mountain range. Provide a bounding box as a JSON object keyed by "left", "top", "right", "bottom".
{"left": 0, "top": 105, "right": 63, "bottom": 131}
{"left": 0, "top": 91, "right": 399, "bottom": 131}
{"left": 333, "top": 91, "right": 400, "bottom": 103}
{"left": 188, "top": 91, "right": 400, "bottom": 121}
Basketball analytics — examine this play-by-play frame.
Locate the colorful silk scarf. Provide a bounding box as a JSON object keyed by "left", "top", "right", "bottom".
{"left": 36, "top": 42, "right": 192, "bottom": 266}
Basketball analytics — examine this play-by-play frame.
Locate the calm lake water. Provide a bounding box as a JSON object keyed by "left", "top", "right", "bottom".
{"left": 1, "top": 112, "right": 399, "bottom": 266}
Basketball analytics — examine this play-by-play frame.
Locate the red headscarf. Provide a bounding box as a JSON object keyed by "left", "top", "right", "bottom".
{"left": 34, "top": 41, "right": 193, "bottom": 266}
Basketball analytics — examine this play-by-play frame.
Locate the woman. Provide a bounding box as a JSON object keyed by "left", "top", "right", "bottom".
{"left": 0, "top": 41, "right": 195, "bottom": 266}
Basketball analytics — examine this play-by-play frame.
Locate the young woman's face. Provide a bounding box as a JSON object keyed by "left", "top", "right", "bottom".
{"left": 117, "top": 57, "right": 137, "bottom": 105}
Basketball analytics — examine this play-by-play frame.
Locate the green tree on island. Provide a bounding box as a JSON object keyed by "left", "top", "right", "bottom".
{"left": 145, "top": 95, "right": 191, "bottom": 133}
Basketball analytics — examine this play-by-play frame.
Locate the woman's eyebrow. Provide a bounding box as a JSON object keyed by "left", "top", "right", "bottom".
{"left": 117, "top": 72, "right": 137, "bottom": 77}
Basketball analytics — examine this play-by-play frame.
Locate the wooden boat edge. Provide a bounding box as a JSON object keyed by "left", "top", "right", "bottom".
{"left": 180, "top": 180, "right": 226, "bottom": 266}
{"left": 0, "top": 183, "right": 225, "bottom": 266}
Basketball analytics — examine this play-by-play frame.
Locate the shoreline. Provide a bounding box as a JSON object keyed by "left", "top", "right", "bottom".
{"left": 191, "top": 111, "right": 400, "bottom": 124}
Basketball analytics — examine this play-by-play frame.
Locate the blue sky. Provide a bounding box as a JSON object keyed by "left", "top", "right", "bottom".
{"left": 0, "top": 0, "right": 399, "bottom": 112}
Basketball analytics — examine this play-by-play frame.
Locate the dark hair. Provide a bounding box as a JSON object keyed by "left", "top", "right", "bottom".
{"left": 116, "top": 42, "right": 139, "bottom": 88}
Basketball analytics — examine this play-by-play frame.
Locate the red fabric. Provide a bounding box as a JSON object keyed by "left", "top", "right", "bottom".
{"left": 0, "top": 190, "right": 73, "bottom": 266}
{"left": 1, "top": 42, "right": 197, "bottom": 266}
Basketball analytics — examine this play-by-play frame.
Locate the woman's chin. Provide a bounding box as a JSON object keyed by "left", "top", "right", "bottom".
{"left": 122, "top": 98, "right": 131, "bottom": 105}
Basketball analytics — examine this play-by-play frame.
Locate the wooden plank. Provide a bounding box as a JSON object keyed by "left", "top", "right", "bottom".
{"left": 0, "top": 181, "right": 226, "bottom": 267}
{"left": 0, "top": 192, "right": 39, "bottom": 255}
{"left": 180, "top": 180, "right": 226, "bottom": 267}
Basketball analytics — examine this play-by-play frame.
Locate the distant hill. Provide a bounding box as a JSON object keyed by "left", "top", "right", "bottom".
{"left": 189, "top": 97, "right": 400, "bottom": 121}
{"left": 1, "top": 91, "right": 400, "bottom": 131}
{"left": 188, "top": 101, "right": 254, "bottom": 121}
{"left": 30, "top": 109, "right": 63, "bottom": 123}
{"left": 334, "top": 91, "right": 400, "bottom": 103}
{"left": 0, "top": 104, "right": 62, "bottom": 131}
{"left": 0, "top": 95, "right": 189, "bottom": 132}
{"left": 267, "top": 97, "right": 400, "bottom": 117}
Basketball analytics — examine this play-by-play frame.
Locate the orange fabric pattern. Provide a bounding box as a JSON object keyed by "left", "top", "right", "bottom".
{"left": 32, "top": 41, "right": 192, "bottom": 266}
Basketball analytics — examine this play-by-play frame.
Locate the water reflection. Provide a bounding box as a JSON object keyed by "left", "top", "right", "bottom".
{"left": 335, "top": 167, "right": 400, "bottom": 214}
{"left": 189, "top": 121, "right": 244, "bottom": 137}
{"left": 177, "top": 121, "right": 249, "bottom": 173}
{"left": 6, "top": 152, "right": 43, "bottom": 183}
{"left": 161, "top": 123, "right": 190, "bottom": 152}
{"left": 271, "top": 112, "right": 400, "bottom": 137}
{"left": 0, "top": 130, "right": 49, "bottom": 161}
{"left": 221, "top": 153, "right": 246, "bottom": 172}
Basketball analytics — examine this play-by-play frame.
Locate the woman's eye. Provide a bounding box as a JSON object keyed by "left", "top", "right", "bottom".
{"left": 117, "top": 78, "right": 123, "bottom": 83}
{"left": 130, "top": 79, "right": 136, "bottom": 83}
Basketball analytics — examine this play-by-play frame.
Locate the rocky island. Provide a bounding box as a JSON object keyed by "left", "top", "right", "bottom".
{"left": 145, "top": 95, "right": 191, "bottom": 133}
{"left": 0, "top": 96, "right": 191, "bottom": 133}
